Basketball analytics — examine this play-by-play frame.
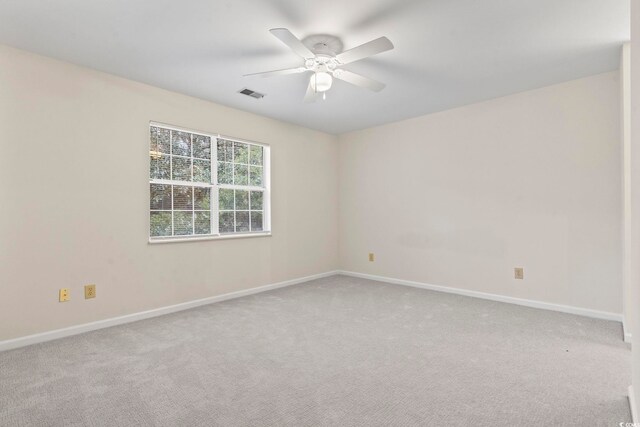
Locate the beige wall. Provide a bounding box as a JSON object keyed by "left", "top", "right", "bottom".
{"left": 0, "top": 42, "right": 625, "bottom": 342}
{"left": 0, "top": 44, "right": 339, "bottom": 340}
{"left": 338, "top": 72, "right": 622, "bottom": 314}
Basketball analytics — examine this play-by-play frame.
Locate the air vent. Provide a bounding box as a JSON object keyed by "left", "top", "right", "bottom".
{"left": 239, "top": 88, "right": 265, "bottom": 99}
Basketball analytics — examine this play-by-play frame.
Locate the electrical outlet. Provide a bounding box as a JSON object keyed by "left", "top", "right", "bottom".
{"left": 368, "top": 253, "right": 375, "bottom": 262}
{"left": 84, "top": 284, "right": 96, "bottom": 299}
{"left": 59, "top": 288, "right": 70, "bottom": 302}
{"left": 514, "top": 268, "right": 524, "bottom": 280}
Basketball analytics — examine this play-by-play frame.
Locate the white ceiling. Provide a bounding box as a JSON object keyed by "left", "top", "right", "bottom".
{"left": 0, "top": 0, "right": 629, "bottom": 134}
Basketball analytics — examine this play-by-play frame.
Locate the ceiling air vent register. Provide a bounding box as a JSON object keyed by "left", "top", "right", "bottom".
{"left": 238, "top": 88, "right": 265, "bottom": 99}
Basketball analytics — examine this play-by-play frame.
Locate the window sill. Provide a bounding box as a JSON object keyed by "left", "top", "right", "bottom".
{"left": 148, "top": 231, "right": 272, "bottom": 244}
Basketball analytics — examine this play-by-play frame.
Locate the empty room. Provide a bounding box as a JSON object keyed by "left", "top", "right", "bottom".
{"left": 2, "top": 0, "right": 640, "bottom": 425}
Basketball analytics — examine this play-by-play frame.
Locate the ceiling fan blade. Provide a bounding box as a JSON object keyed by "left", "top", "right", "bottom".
{"left": 270, "top": 28, "right": 315, "bottom": 59}
{"left": 244, "top": 67, "right": 308, "bottom": 78}
{"left": 333, "top": 70, "right": 386, "bottom": 92}
{"left": 335, "top": 37, "right": 394, "bottom": 65}
{"left": 304, "top": 79, "right": 321, "bottom": 103}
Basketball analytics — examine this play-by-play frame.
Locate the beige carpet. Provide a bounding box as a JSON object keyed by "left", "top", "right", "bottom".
{"left": 0, "top": 275, "right": 632, "bottom": 426}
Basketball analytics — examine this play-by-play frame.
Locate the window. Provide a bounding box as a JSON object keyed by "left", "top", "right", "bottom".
{"left": 149, "top": 123, "right": 270, "bottom": 241}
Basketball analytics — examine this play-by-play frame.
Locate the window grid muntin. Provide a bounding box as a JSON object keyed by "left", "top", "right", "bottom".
{"left": 216, "top": 188, "right": 264, "bottom": 234}
{"left": 216, "top": 138, "right": 265, "bottom": 233}
{"left": 150, "top": 125, "right": 268, "bottom": 240}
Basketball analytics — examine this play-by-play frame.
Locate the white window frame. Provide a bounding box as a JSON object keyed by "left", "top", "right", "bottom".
{"left": 148, "top": 121, "right": 271, "bottom": 243}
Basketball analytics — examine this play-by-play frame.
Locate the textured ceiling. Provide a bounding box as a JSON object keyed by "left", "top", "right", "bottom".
{"left": 0, "top": 0, "right": 630, "bottom": 134}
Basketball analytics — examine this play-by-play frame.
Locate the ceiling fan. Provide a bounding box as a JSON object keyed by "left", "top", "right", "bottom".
{"left": 244, "top": 28, "right": 394, "bottom": 102}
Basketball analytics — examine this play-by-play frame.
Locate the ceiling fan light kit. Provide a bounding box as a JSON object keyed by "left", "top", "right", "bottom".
{"left": 310, "top": 72, "right": 332, "bottom": 93}
{"left": 244, "top": 28, "right": 394, "bottom": 103}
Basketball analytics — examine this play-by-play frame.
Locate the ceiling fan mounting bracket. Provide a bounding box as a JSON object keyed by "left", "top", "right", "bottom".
{"left": 302, "top": 34, "right": 344, "bottom": 57}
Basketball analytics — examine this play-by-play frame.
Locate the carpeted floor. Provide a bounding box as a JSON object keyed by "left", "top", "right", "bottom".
{"left": 0, "top": 275, "right": 631, "bottom": 426}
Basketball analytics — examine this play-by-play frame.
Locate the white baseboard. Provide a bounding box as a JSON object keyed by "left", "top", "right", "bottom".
{"left": 0, "top": 270, "right": 339, "bottom": 352}
{"left": 624, "top": 320, "right": 632, "bottom": 344}
{"left": 630, "top": 386, "right": 638, "bottom": 422}
{"left": 338, "top": 271, "right": 623, "bottom": 322}
{"left": 1, "top": 269, "right": 625, "bottom": 352}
